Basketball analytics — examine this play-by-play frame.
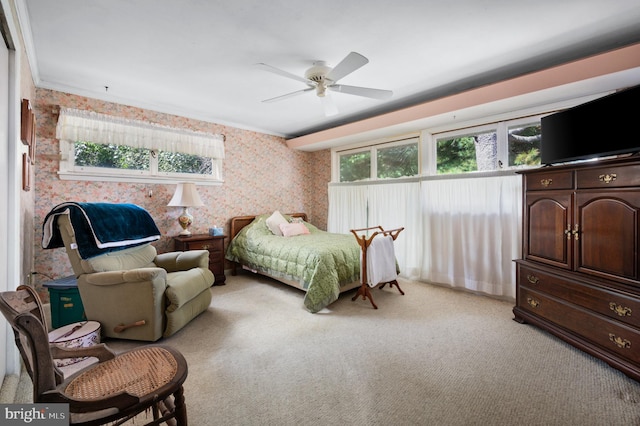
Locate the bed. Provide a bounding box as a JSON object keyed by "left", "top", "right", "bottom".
{"left": 225, "top": 212, "right": 362, "bottom": 312}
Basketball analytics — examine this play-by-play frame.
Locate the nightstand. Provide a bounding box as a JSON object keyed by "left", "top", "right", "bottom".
{"left": 173, "top": 234, "right": 226, "bottom": 285}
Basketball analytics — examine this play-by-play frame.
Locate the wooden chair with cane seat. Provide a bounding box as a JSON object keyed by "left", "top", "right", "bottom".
{"left": 0, "top": 285, "right": 188, "bottom": 426}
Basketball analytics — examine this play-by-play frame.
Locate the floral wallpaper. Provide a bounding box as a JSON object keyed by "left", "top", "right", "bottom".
{"left": 32, "top": 89, "right": 330, "bottom": 294}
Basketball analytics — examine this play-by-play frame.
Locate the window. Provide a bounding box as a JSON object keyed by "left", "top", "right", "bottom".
{"left": 336, "top": 137, "right": 419, "bottom": 182}
{"left": 70, "top": 141, "right": 218, "bottom": 177}
{"left": 75, "top": 142, "right": 150, "bottom": 171}
{"left": 433, "top": 117, "right": 542, "bottom": 175}
{"left": 157, "top": 151, "right": 213, "bottom": 175}
{"left": 508, "top": 122, "right": 541, "bottom": 167}
{"left": 63, "top": 141, "right": 222, "bottom": 182}
{"left": 435, "top": 125, "right": 498, "bottom": 175}
{"left": 340, "top": 150, "right": 371, "bottom": 182}
{"left": 57, "top": 108, "right": 225, "bottom": 184}
{"left": 377, "top": 144, "right": 419, "bottom": 179}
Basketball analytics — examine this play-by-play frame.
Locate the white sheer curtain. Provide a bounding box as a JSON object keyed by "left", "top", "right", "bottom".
{"left": 56, "top": 107, "right": 225, "bottom": 158}
{"left": 420, "top": 174, "right": 522, "bottom": 299}
{"left": 329, "top": 175, "right": 521, "bottom": 298}
{"left": 367, "top": 181, "right": 422, "bottom": 280}
{"left": 327, "top": 184, "right": 368, "bottom": 234}
{"left": 328, "top": 181, "right": 423, "bottom": 280}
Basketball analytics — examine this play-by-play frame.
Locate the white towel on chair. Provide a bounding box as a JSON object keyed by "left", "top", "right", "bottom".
{"left": 366, "top": 235, "right": 397, "bottom": 287}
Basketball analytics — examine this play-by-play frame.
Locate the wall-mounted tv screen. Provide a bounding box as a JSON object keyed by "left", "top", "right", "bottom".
{"left": 540, "top": 84, "right": 640, "bottom": 165}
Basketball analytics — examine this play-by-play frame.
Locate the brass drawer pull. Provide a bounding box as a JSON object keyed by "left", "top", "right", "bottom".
{"left": 599, "top": 173, "right": 617, "bottom": 184}
{"left": 609, "top": 333, "right": 631, "bottom": 349}
{"left": 571, "top": 224, "right": 579, "bottom": 241}
{"left": 609, "top": 302, "right": 632, "bottom": 317}
{"left": 540, "top": 178, "right": 553, "bottom": 187}
{"left": 527, "top": 275, "right": 539, "bottom": 284}
{"left": 526, "top": 297, "right": 539, "bottom": 308}
{"left": 564, "top": 224, "right": 579, "bottom": 240}
{"left": 202, "top": 244, "right": 210, "bottom": 250}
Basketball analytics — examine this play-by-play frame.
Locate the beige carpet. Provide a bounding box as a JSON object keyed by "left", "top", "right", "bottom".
{"left": 6, "top": 273, "right": 640, "bottom": 425}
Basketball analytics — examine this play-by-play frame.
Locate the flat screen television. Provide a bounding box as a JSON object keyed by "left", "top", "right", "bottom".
{"left": 540, "top": 84, "right": 640, "bottom": 165}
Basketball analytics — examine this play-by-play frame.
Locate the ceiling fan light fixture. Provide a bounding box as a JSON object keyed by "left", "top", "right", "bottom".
{"left": 316, "top": 83, "right": 327, "bottom": 97}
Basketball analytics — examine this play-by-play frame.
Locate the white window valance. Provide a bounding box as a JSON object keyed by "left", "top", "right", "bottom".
{"left": 56, "top": 107, "right": 225, "bottom": 159}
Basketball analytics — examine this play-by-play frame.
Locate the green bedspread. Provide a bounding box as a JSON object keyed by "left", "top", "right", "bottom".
{"left": 225, "top": 215, "right": 361, "bottom": 312}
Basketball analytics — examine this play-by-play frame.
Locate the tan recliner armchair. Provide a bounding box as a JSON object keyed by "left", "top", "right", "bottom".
{"left": 53, "top": 213, "right": 213, "bottom": 341}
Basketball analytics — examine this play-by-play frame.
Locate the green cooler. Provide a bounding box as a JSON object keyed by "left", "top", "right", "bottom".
{"left": 44, "top": 276, "right": 86, "bottom": 328}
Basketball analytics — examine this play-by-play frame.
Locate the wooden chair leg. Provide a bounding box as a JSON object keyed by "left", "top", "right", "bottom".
{"left": 389, "top": 279, "right": 404, "bottom": 295}
{"left": 174, "top": 386, "right": 188, "bottom": 425}
{"left": 153, "top": 403, "right": 161, "bottom": 422}
{"left": 379, "top": 280, "right": 404, "bottom": 295}
{"left": 352, "top": 284, "right": 378, "bottom": 309}
{"left": 153, "top": 387, "right": 186, "bottom": 426}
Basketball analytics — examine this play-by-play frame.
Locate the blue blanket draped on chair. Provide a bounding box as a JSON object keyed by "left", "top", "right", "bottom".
{"left": 42, "top": 202, "right": 161, "bottom": 259}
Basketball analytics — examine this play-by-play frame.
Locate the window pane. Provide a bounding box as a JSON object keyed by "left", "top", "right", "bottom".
{"left": 436, "top": 131, "right": 497, "bottom": 174}
{"left": 377, "top": 143, "right": 419, "bottom": 179}
{"left": 74, "top": 141, "right": 149, "bottom": 170}
{"left": 158, "top": 151, "right": 212, "bottom": 175}
{"left": 340, "top": 151, "right": 370, "bottom": 182}
{"left": 436, "top": 136, "right": 477, "bottom": 174}
{"left": 508, "top": 123, "right": 541, "bottom": 167}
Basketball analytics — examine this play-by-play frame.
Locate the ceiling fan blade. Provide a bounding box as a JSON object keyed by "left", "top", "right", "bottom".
{"left": 320, "top": 95, "right": 339, "bottom": 116}
{"left": 256, "top": 63, "right": 310, "bottom": 85}
{"left": 262, "top": 87, "right": 314, "bottom": 103}
{"left": 329, "top": 84, "right": 393, "bottom": 100}
{"left": 326, "top": 52, "right": 369, "bottom": 83}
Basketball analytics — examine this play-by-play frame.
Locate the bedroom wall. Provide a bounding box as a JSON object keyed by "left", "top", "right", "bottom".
{"left": 20, "top": 32, "right": 36, "bottom": 291}
{"left": 2, "top": 0, "right": 38, "bottom": 378}
{"left": 32, "top": 88, "right": 330, "bottom": 294}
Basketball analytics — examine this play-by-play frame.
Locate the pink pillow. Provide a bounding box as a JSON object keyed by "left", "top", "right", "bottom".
{"left": 279, "top": 222, "right": 310, "bottom": 237}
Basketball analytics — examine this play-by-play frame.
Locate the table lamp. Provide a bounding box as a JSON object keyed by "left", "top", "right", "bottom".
{"left": 167, "top": 182, "right": 204, "bottom": 235}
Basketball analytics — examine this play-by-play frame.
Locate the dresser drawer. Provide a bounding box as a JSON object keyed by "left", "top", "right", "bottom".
{"left": 518, "top": 287, "right": 640, "bottom": 364}
{"left": 525, "top": 170, "right": 574, "bottom": 191}
{"left": 577, "top": 164, "right": 640, "bottom": 189}
{"left": 518, "top": 263, "right": 640, "bottom": 329}
{"left": 187, "top": 239, "right": 222, "bottom": 252}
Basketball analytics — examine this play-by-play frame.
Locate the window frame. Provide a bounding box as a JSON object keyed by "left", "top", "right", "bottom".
{"left": 332, "top": 135, "right": 420, "bottom": 183}
{"left": 505, "top": 117, "right": 543, "bottom": 169}
{"left": 333, "top": 114, "right": 546, "bottom": 182}
{"left": 58, "top": 140, "right": 224, "bottom": 185}
{"left": 337, "top": 148, "right": 372, "bottom": 183}
{"left": 431, "top": 123, "right": 499, "bottom": 175}
{"left": 422, "top": 114, "right": 545, "bottom": 177}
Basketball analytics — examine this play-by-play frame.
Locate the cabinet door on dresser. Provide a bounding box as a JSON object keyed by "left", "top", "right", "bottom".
{"left": 524, "top": 191, "right": 573, "bottom": 270}
{"left": 575, "top": 190, "right": 640, "bottom": 284}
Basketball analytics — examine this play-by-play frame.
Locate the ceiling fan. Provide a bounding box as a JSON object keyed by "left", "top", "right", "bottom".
{"left": 257, "top": 52, "right": 393, "bottom": 116}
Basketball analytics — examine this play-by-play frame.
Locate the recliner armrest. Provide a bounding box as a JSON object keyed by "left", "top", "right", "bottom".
{"left": 155, "top": 250, "right": 210, "bottom": 272}
{"left": 83, "top": 268, "right": 167, "bottom": 286}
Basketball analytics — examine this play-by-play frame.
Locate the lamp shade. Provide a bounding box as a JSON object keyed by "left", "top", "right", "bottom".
{"left": 167, "top": 183, "right": 204, "bottom": 207}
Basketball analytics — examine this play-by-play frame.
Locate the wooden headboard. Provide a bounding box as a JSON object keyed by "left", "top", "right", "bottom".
{"left": 229, "top": 213, "right": 308, "bottom": 240}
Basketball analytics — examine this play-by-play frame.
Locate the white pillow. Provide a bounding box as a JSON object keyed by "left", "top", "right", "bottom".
{"left": 265, "top": 211, "right": 288, "bottom": 236}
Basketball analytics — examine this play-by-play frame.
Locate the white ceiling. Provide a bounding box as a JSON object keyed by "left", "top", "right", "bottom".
{"left": 18, "top": 0, "right": 640, "bottom": 141}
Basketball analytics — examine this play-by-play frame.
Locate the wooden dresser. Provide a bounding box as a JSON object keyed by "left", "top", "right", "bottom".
{"left": 514, "top": 156, "right": 640, "bottom": 381}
